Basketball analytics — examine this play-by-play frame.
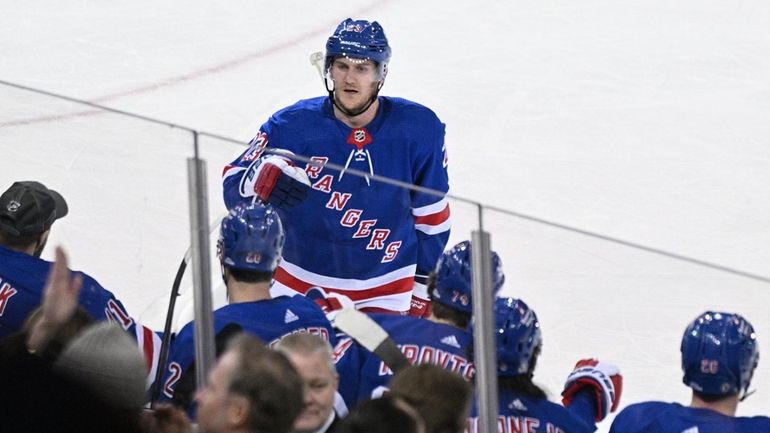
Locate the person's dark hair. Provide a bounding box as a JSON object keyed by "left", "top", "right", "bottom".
{"left": 427, "top": 271, "right": 471, "bottom": 328}
{"left": 226, "top": 334, "right": 304, "bottom": 433}
{"left": 227, "top": 267, "right": 273, "bottom": 284}
{"left": 693, "top": 390, "right": 735, "bottom": 403}
{"left": 389, "top": 364, "right": 472, "bottom": 433}
{"left": 498, "top": 374, "right": 547, "bottom": 400}
{"left": 430, "top": 301, "right": 470, "bottom": 329}
{"left": 0, "top": 231, "right": 41, "bottom": 251}
{"left": 338, "top": 395, "right": 422, "bottom": 433}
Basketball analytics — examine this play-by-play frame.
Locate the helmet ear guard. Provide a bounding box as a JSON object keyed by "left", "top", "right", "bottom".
{"left": 680, "top": 311, "right": 759, "bottom": 399}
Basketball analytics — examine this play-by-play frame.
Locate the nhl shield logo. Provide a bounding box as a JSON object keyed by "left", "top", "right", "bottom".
{"left": 346, "top": 127, "right": 373, "bottom": 150}
{"left": 6, "top": 200, "right": 21, "bottom": 212}
{"left": 354, "top": 129, "right": 366, "bottom": 143}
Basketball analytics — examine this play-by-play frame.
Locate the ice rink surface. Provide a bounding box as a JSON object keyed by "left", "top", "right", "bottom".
{"left": 1, "top": 0, "right": 769, "bottom": 429}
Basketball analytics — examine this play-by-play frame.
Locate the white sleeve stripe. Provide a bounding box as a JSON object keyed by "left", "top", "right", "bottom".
{"left": 412, "top": 196, "right": 449, "bottom": 217}
{"left": 222, "top": 166, "right": 246, "bottom": 180}
{"left": 415, "top": 219, "right": 451, "bottom": 235}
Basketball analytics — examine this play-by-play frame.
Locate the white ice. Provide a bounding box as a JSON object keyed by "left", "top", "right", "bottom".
{"left": 1, "top": 0, "right": 769, "bottom": 430}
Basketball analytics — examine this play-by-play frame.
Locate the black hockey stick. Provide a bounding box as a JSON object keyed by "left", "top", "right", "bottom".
{"left": 333, "top": 308, "right": 410, "bottom": 373}
{"left": 150, "top": 213, "right": 227, "bottom": 406}
{"left": 149, "top": 254, "right": 188, "bottom": 407}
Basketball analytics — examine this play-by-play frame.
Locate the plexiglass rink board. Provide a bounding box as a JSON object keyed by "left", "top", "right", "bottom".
{"left": 0, "top": 85, "right": 196, "bottom": 325}
{"left": 482, "top": 206, "right": 770, "bottom": 432}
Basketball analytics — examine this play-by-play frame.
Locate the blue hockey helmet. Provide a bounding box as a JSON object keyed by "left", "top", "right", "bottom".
{"left": 430, "top": 240, "right": 505, "bottom": 315}
{"left": 681, "top": 311, "right": 759, "bottom": 397}
{"left": 325, "top": 18, "right": 391, "bottom": 78}
{"left": 486, "top": 297, "right": 542, "bottom": 377}
{"left": 217, "top": 203, "right": 285, "bottom": 273}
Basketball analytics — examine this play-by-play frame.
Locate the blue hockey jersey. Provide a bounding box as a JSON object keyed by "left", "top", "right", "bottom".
{"left": 223, "top": 96, "right": 451, "bottom": 313}
{"left": 160, "top": 295, "right": 335, "bottom": 410}
{"left": 0, "top": 244, "right": 161, "bottom": 379}
{"left": 334, "top": 313, "right": 473, "bottom": 412}
{"left": 609, "top": 401, "right": 770, "bottom": 433}
{"left": 466, "top": 390, "right": 597, "bottom": 433}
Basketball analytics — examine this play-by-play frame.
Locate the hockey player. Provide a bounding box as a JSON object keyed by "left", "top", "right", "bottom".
{"left": 160, "top": 203, "right": 335, "bottom": 416}
{"left": 222, "top": 18, "right": 451, "bottom": 316}
{"left": 334, "top": 240, "right": 504, "bottom": 411}
{"left": 0, "top": 181, "right": 160, "bottom": 378}
{"left": 609, "top": 311, "right": 769, "bottom": 433}
{"left": 466, "top": 297, "right": 623, "bottom": 433}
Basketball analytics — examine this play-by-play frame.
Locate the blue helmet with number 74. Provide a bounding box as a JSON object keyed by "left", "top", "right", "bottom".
{"left": 681, "top": 311, "right": 758, "bottom": 397}
{"left": 430, "top": 240, "right": 505, "bottom": 314}
{"left": 217, "top": 203, "right": 285, "bottom": 273}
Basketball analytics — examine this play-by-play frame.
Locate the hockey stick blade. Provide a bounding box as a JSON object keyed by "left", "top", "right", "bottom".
{"left": 334, "top": 308, "right": 410, "bottom": 373}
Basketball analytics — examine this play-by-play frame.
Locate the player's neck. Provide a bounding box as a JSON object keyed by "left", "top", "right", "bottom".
{"left": 428, "top": 313, "right": 461, "bottom": 329}
{"left": 690, "top": 392, "right": 738, "bottom": 417}
{"left": 334, "top": 98, "right": 379, "bottom": 129}
{"left": 227, "top": 281, "right": 272, "bottom": 303}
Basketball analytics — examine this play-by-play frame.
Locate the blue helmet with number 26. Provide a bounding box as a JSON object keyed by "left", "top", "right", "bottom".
{"left": 681, "top": 311, "right": 759, "bottom": 397}
{"left": 430, "top": 240, "right": 505, "bottom": 315}
{"left": 217, "top": 203, "right": 285, "bottom": 273}
{"left": 325, "top": 18, "right": 391, "bottom": 78}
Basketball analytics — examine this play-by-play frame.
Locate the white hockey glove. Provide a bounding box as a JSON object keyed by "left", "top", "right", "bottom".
{"left": 561, "top": 358, "right": 623, "bottom": 422}
{"left": 251, "top": 153, "right": 310, "bottom": 208}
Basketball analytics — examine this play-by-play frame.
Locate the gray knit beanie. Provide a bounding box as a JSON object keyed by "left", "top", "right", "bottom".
{"left": 54, "top": 322, "right": 148, "bottom": 410}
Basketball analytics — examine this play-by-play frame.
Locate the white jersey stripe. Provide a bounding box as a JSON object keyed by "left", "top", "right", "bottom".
{"left": 277, "top": 259, "right": 416, "bottom": 290}
{"left": 412, "top": 196, "right": 449, "bottom": 216}
{"left": 415, "top": 219, "right": 451, "bottom": 235}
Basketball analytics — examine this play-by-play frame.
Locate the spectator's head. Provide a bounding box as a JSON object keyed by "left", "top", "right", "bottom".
{"left": 195, "top": 334, "right": 304, "bottom": 433}
{"left": 681, "top": 311, "right": 759, "bottom": 401}
{"left": 54, "top": 322, "right": 148, "bottom": 410}
{"left": 217, "top": 203, "right": 285, "bottom": 285}
{"left": 389, "top": 364, "right": 472, "bottom": 433}
{"left": 22, "top": 305, "right": 94, "bottom": 361}
{"left": 274, "top": 333, "right": 338, "bottom": 433}
{"left": 428, "top": 240, "right": 504, "bottom": 328}
{"left": 0, "top": 181, "right": 68, "bottom": 256}
{"left": 338, "top": 395, "right": 425, "bottom": 433}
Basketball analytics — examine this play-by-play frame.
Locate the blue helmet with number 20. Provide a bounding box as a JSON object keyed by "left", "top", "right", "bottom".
{"left": 217, "top": 203, "right": 285, "bottom": 273}
{"left": 681, "top": 311, "right": 759, "bottom": 397}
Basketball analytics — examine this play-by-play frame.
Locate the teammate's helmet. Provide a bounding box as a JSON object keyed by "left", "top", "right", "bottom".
{"left": 681, "top": 311, "right": 759, "bottom": 396}
{"left": 430, "top": 240, "right": 505, "bottom": 315}
{"left": 217, "top": 203, "right": 285, "bottom": 273}
{"left": 325, "top": 18, "right": 391, "bottom": 78}
{"left": 486, "top": 297, "right": 542, "bottom": 377}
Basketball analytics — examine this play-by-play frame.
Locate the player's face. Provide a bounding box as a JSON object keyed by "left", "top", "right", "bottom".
{"left": 288, "top": 351, "right": 339, "bottom": 432}
{"left": 329, "top": 56, "right": 381, "bottom": 113}
{"left": 195, "top": 352, "right": 238, "bottom": 433}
